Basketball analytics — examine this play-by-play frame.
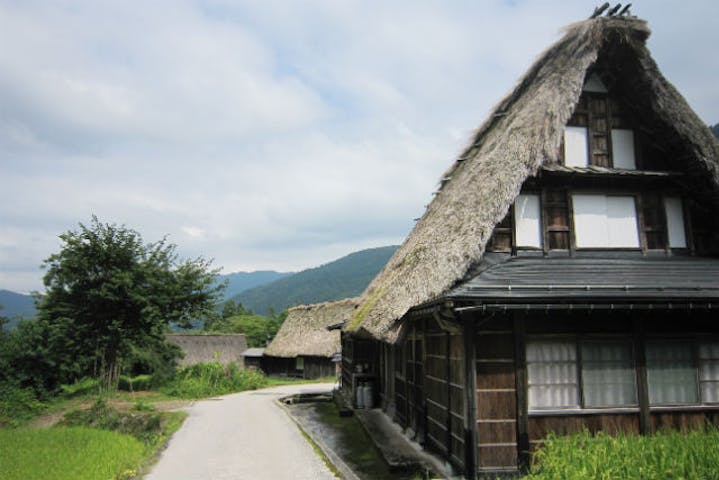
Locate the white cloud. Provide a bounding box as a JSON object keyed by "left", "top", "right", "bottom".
{"left": 1, "top": 0, "right": 718, "bottom": 293}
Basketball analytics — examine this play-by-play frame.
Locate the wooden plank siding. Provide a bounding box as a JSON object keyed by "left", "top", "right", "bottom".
{"left": 385, "top": 317, "right": 468, "bottom": 473}
{"left": 475, "top": 317, "right": 518, "bottom": 471}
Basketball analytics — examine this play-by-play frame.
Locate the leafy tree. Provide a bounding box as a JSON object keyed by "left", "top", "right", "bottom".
{"left": 207, "top": 314, "right": 279, "bottom": 347}
{"left": 37, "top": 216, "right": 224, "bottom": 390}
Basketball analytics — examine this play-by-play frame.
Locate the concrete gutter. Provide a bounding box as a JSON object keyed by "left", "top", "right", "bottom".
{"left": 353, "top": 408, "right": 457, "bottom": 479}
{"left": 277, "top": 396, "right": 360, "bottom": 480}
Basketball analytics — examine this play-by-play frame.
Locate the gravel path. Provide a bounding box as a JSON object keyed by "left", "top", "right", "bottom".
{"left": 144, "top": 383, "right": 338, "bottom": 480}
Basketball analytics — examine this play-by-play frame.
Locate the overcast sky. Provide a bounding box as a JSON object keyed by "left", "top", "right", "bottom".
{"left": 1, "top": 1, "right": 718, "bottom": 294}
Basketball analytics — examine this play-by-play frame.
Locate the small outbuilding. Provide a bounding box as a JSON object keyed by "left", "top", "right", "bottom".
{"left": 242, "top": 347, "right": 266, "bottom": 370}
{"left": 264, "top": 298, "right": 358, "bottom": 379}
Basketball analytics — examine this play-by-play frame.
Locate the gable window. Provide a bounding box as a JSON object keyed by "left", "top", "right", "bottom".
{"left": 564, "top": 127, "right": 589, "bottom": 167}
{"left": 563, "top": 89, "right": 637, "bottom": 170}
{"left": 572, "top": 194, "right": 640, "bottom": 248}
{"left": 611, "top": 129, "right": 636, "bottom": 169}
{"left": 514, "top": 194, "right": 542, "bottom": 248}
{"left": 664, "top": 197, "right": 687, "bottom": 248}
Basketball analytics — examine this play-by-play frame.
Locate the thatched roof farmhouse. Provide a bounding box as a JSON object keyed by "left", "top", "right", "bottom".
{"left": 264, "top": 298, "right": 358, "bottom": 378}
{"left": 341, "top": 10, "right": 719, "bottom": 478}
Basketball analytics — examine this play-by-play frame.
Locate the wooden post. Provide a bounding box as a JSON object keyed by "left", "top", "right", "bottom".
{"left": 463, "top": 314, "right": 478, "bottom": 479}
{"left": 634, "top": 316, "right": 651, "bottom": 435}
{"left": 513, "top": 314, "right": 530, "bottom": 471}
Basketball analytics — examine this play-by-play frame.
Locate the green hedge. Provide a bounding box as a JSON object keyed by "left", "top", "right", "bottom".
{"left": 527, "top": 428, "right": 719, "bottom": 480}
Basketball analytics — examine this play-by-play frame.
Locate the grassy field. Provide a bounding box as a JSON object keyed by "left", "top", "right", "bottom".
{"left": 526, "top": 428, "right": 719, "bottom": 480}
{"left": 0, "top": 427, "right": 145, "bottom": 480}
{"left": 0, "top": 366, "right": 337, "bottom": 480}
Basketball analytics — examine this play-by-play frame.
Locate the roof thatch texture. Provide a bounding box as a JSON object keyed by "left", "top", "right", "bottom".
{"left": 265, "top": 298, "right": 359, "bottom": 358}
{"left": 347, "top": 16, "right": 719, "bottom": 343}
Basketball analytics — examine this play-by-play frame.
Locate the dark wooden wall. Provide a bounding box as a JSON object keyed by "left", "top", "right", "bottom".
{"left": 263, "top": 355, "right": 334, "bottom": 379}
{"left": 472, "top": 309, "right": 719, "bottom": 474}
{"left": 475, "top": 317, "right": 518, "bottom": 471}
{"left": 386, "top": 318, "right": 468, "bottom": 473}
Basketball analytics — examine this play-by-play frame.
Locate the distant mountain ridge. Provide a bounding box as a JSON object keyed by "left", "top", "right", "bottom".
{"left": 711, "top": 123, "right": 719, "bottom": 139}
{"left": 234, "top": 245, "right": 399, "bottom": 315}
{"left": 0, "top": 290, "right": 37, "bottom": 329}
{"left": 218, "top": 270, "right": 293, "bottom": 300}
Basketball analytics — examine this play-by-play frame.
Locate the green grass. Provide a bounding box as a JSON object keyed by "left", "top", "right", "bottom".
{"left": 0, "top": 427, "right": 145, "bottom": 480}
{"left": 526, "top": 428, "right": 719, "bottom": 480}
{"left": 160, "top": 361, "right": 267, "bottom": 398}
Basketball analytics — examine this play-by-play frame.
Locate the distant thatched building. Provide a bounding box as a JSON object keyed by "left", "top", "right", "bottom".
{"left": 166, "top": 334, "right": 248, "bottom": 367}
{"left": 342, "top": 12, "right": 719, "bottom": 478}
{"left": 264, "top": 298, "right": 358, "bottom": 379}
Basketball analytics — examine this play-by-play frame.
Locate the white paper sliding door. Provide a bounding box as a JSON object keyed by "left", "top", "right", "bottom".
{"left": 564, "top": 127, "right": 589, "bottom": 167}
{"left": 573, "top": 194, "right": 639, "bottom": 248}
{"left": 664, "top": 197, "right": 687, "bottom": 248}
{"left": 514, "top": 194, "right": 542, "bottom": 248}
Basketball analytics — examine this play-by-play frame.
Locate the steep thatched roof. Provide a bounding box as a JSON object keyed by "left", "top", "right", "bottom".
{"left": 265, "top": 298, "right": 359, "bottom": 358}
{"left": 347, "top": 16, "right": 719, "bottom": 343}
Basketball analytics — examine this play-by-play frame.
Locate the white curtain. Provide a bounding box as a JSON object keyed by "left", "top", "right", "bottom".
{"left": 581, "top": 343, "right": 637, "bottom": 407}
{"left": 699, "top": 343, "right": 719, "bottom": 403}
{"left": 646, "top": 343, "right": 698, "bottom": 405}
{"left": 527, "top": 341, "right": 578, "bottom": 408}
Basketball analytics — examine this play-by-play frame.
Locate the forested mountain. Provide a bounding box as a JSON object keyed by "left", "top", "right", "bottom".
{"left": 711, "top": 123, "right": 719, "bottom": 139}
{"left": 0, "top": 290, "right": 36, "bottom": 329}
{"left": 218, "top": 270, "right": 292, "bottom": 300}
{"left": 234, "top": 246, "right": 399, "bottom": 315}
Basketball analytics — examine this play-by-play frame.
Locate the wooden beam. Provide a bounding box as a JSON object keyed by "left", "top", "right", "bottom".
{"left": 513, "top": 314, "right": 530, "bottom": 471}
{"left": 633, "top": 317, "right": 651, "bottom": 435}
{"left": 463, "top": 314, "right": 478, "bottom": 479}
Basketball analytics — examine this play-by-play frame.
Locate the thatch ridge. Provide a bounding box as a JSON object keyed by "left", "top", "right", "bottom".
{"left": 265, "top": 298, "right": 359, "bottom": 358}
{"left": 348, "top": 16, "right": 719, "bottom": 343}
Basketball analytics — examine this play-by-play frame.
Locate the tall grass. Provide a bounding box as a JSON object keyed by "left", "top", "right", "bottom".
{"left": 526, "top": 428, "right": 719, "bottom": 480}
{"left": 0, "top": 427, "right": 145, "bottom": 480}
{"left": 161, "top": 361, "right": 267, "bottom": 398}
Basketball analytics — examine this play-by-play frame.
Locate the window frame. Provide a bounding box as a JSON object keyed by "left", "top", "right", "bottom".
{"left": 527, "top": 336, "right": 639, "bottom": 413}
{"left": 571, "top": 193, "right": 641, "bottom": 250}
{"left": 486, "top": 189, "right": 690, "bottom": 255}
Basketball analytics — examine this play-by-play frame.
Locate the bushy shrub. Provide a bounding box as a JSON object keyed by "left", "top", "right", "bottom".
{"left": 161, "top": 362, "right": 267, "bottom": 398}
{"left": 59, "top": 378, "right": 100, "bottom": 398}
{"left": 0, "top": 383, "right": 47, "bottom": 427}
{"left": 527, "top": 428, "right": 719, "bottom": 480}
{"left": 118, "top": 374, "right": 153, "bottom": 392}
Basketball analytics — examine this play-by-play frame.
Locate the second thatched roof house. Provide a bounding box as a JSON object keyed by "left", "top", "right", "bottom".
{"left": 264, "top": 298, "right": 358, "bottom": 379}
{"left": 341, "top": 10, "right": 719, "bottom": 479}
